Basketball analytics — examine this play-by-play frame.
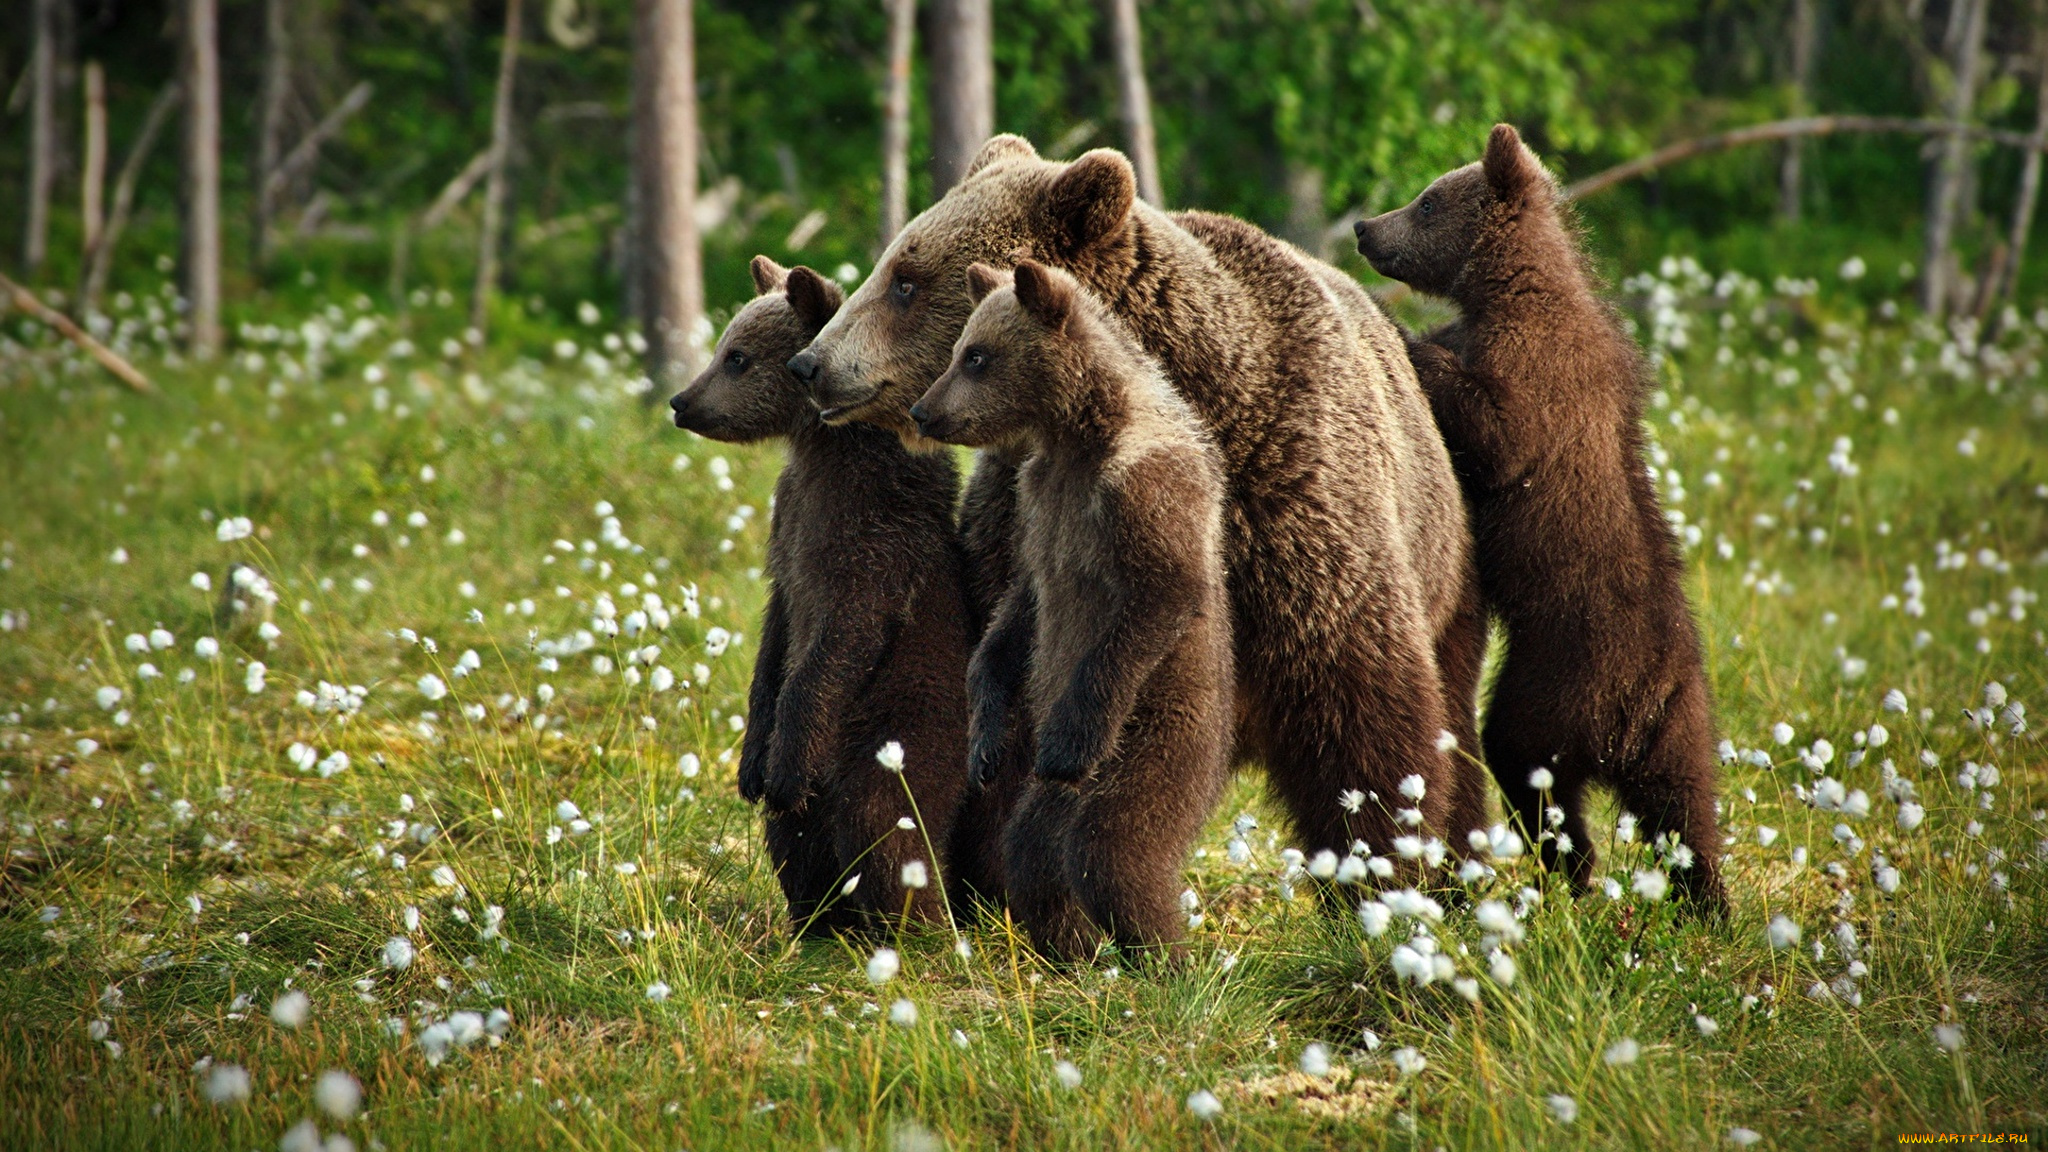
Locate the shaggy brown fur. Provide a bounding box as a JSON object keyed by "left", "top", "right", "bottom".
{"left": 1354, "top": 125, "right": 1728, "bottom": 911}
{"left": 789, "top": 136, "right": 1488, "bottom": 881}
{"left": 669, "top": 256, "right": 975, "bottom": 934}
{"left": 913, "top": 259, "right": 1232, "bottom": 959}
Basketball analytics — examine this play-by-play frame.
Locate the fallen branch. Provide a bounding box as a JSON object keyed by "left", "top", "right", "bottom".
{"left": 1564, "top": 115, "right": 2043, "bottom": 201}
{"left": 261, "top": 81, "right": 373, "bottom": 205}
{"left": 417, "top": 149, "right": 494, "bottom": 232}
{"left": 0, "top": 272, "right": 154, "bottom": 393}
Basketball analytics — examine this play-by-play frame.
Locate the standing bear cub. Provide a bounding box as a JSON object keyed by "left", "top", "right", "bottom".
{"left": 912, "top": 259, "right": 1233, "bottom": 960}
{"left": 669, "top": 256, "right": 975, "bottom": 935}
{"left": 1354, "top": 125, "right": 1728, "bottom": 912}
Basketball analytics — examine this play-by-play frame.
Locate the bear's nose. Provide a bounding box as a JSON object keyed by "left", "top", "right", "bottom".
{"left": 1353, "top": 219, "right": 1368, "bottom": 239}
{"left": 908, "top": 403, "right": 930, "bottom": 426}
{"left": 787, "top": 351, "right": 820, "bottom": 384}
{"left": 667, "top": 391, "right": 688, "bottom": 415}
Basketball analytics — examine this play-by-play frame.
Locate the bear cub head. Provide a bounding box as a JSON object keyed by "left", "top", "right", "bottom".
{"left": 669, "top": 255, "right": 843, "bottom": 443}
{"left": 1352, "top": 123, "right": 1555, "bottom": 301}
{"left": 911, "top": 259, "right": 1097, "bottom": 449}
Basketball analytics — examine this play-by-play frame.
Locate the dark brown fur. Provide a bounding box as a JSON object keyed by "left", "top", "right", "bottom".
{"left": 912, "top": 259, "right": 1233, "bottom": 959}
{"left": 790, "top": 137, "right": 1487, "bottom": 881}
{"left": 1355, "top": 125, "right": 1728, "bottom": 911}
{"left": 669, "top": 256, "right": 975, "bottom": 934}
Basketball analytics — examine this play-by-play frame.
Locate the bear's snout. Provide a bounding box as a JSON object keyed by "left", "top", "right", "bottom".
{"left": 786, "top": 350, "right": 821, "bottom": 384}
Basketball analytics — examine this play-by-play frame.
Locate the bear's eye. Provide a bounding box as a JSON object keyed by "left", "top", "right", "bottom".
{"left": 724, "top": 350, "right": 749, "bottom": 373}
{"left": 1419, "top": 197, "right": 1435, "bottom": 218}
{"left": 893, "top": 277, "right": 916, "bottom": 304}
{"left": 964, "top": 349, "right": 987, "bottom": 372}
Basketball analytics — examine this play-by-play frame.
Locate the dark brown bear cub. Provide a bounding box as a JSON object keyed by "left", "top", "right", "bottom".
{"left": 669, "top": 256, "right": 975, "bottom": 935}
{"left": 911, "top": 259, "right": 1233, "bottom": 960}
{"left": 1354, "top": 125, "right": 1728, "bottom": 912}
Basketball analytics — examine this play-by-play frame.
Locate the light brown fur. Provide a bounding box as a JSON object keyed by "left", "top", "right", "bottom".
{"left": 914, "top": 260, "right": 1232, "bottom": 959}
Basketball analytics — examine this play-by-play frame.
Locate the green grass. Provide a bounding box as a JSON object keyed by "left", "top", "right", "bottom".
{"left": 1, "top": 262, "right": 2044, "bottom": 1151}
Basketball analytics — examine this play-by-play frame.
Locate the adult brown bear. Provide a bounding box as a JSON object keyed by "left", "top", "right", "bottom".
{"left": 788, "top": 136, "right": 1489, "bottom": 878}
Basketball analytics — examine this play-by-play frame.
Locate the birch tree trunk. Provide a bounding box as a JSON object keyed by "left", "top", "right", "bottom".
{"left": 881, "top": 0, "right": 917, "bottom": 244}
{"left": 1921, "top": 0, "right": 1989, "bottom": 316}
{"left": 254, "top": 0, "right": 292, "bottom": 268}
{"left": 926, "top": 0, "right": 992, "bottom": 196}
{"left": 472, "top": 0, "right": 525, "bottom": 337}
{"left": 23, "top": 0, "right": 58, "bottom": 273}
{"left": 1108, "top": 0, "right": 1163, "bottom": 206}
{"left": 83, "top": 83, "right": 182, "bottom": 311}
{"left": 633, "top": 0, "right": 704, "bottom": 390}
{"left": 1778, "top": 0, "right": 1818, "bottom": 222}
{"left": 82, "top": 61, "right": 107, "bottom": 260}
{"left": 183, "top": 0, "right": 223, "bottom": 357}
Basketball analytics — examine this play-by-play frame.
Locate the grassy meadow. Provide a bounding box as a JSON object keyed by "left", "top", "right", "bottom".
{"left": 1, "top": 260, "right": 2045, "bottom": 1150}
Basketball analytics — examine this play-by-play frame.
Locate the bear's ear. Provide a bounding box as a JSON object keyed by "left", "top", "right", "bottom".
{"left": 749, "top": 255, "right": 790, "bottom": 296}
{"left": 1482, "top": 123, "right": 1541, "bottom": 201}
{"left": 783, "top": 266, "right": 843, "bottom": 336}
{"left": 1045, "top": 149, "right": 1136, "bottom": 257}
{"left": 967, "top": 134, "right": 1039, "bottom": 178}
{"left": 965, "top": 262, "right": 1006, "bottom": 305}
{"left": 1012, "top": 259, "right": 1074, "bottom": 332}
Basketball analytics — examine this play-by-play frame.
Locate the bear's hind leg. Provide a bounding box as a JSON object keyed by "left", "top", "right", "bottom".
{"left": 1612, "top": 677, "right": 1729, "bottom": 915}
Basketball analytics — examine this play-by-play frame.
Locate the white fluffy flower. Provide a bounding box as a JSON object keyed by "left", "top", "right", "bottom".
{"left": 1186, "top": 1089, "right": 1223, "bottom": 1120}
{"left": 269, "top": 990, "right": 310, "bottom": 1029}
{"left": 1547, "top": 1094, "right": 1578, "bottom": 1124}
{"left": 866, "top": 947, "right": 900, "bottom": 985}
{"left": 382, "top": 936, "right": 415, "bottom": 970}
{"left": 875, "top": 741, "right": 905, "bottom": 772}
{"left": 1603, "top": 1037, "right": 1641, "bottom": 1066}
{"left": 203, "top": 1064, "right": 251, "bottom": 1104}
{"left": 314, "top": 1069, "right": 362, "bottom": 1120}
{"left": 889, "top": 999, "right": 919, "bottom": 1028}
{"left": 1767, "top": 915, "right": 1801, "bottom": 950}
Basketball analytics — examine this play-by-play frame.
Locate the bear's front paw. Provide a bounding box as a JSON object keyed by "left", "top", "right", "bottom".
{"left": 736, "top": 742, "right": 770, "bottom": 804}
{"left": 760, "top": 742, "right": 813, "bottom": 814}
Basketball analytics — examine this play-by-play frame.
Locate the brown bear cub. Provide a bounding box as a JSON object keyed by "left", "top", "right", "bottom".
{"left": 911, "top": 259, "right": 1233, "bottom": 960}
{"left": 1354, "top": 124, "right": 1728, "bottom": 912}
{"left": 669, "top": 255, "right": 976, "bottom": 935}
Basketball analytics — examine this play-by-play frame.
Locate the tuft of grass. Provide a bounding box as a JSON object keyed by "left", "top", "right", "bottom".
{"left": 0, "top": 264, "right": 2044, "bottom": 1149}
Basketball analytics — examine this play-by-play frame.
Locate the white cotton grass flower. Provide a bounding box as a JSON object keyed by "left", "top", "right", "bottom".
{"left": 875, "top": 741, "right": 906, "bottom": 772}
{"left": 269, "top": 990, "right": 310, "bottom": 1029}
{"left": 1696, "top": 1014, "right": 1720, "bottom": 1037}
{"left": 382, "top": 936, "right": 415, "bottom": 970}
{"left": 1632, "top": 869, "right": 1670, "bottom": 902}
{"left": 417, "top": 1022, "right": 455, "bottom": 1065}
{"left": 866, "top": 947, "right": 900, "bottom": 985}
{"left": 279, "top": 1120, "right": 322, "bottom": 1152}
{"left": 1299, "top": 1042, "right": 1331, "bottom": 1077}
{"left": 1767, "top": 915, "right": 1801, "bottom": 950}
{"left": 203, "top": 1063, "right": 252, "bottom": 1104}
{"left": 314, "top": 1069, "right": 362, "bottom": 1120}
{"left": 703, "top": 627, "right": 732, "bottom": 656}
{"left": 1603, "top": 1037, "right": 1641, "bottom": 1066}
{"left": 1398, "top": 774, "right": 1427, "bottom": 801}
{"left": 1897, "top": 802, "right": 1926, "bottom": 832}
{"left": 646, "top": 981, "right": 672, "bottom": 1003}
{"left": 416, "top": 673, "right": 447, "bottom": 701}
{"left": 900, "top": 860, "right": 929, "bottom": 890}
{"left": 1053, "top": 1058, "right": 1082, "bottom": 1088}
{"left": 678, "top": 752, "right": 700, "bottom": 778}
{"left": 1772, "top": 722, "right": 1795, "bottom": 746}
{"left": 1358, "top": 900, "right": 1392, "bottom": 937}
{"left": 195, "top": 637, "right": 220, "bottom": 659}
{"left": 555, "top": 799, "right": 581, "bottom": 823}
{"left": 889, "top": 999, "right": 919, "bottom": 1028}
{"left": 1728, "top": 1128, "right": 1763, "bottom": 1146}
{"left": 1546, "top": 1094, "right": 1578, "bottom": 1124}
{"left": 191, "top": 571, "right": 213, "bottom": 592}
{"left": 1391, "top": 1047, "right": 1427, "bottom": 1076}
{"left": 1934, "top": 1023, "right": 1964, "bottom": 1052}
{"left": 1488, "top": 950, "right": 1518, "bottom": 986}
{"left": 96, "top": 686, "right": 123, "bottom": 710}
{"left": 1186, "top": 1089, "right": 1224, "bottom": 1121}
{"left": 1527, "top": 767, "right": 1555, "bottom": 791}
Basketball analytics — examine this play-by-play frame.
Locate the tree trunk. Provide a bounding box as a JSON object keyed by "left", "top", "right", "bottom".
{"left": 253, "top": 0, "right": 291, "bottom": 268}
{"left": 472, "top": 0, "right": 525, "bottom": 337}
{"left": 83, "top": 83, "right": 182, "bottom": 311}
{"left": 632, "top": 0, "right": 704, "bottom": 390}
{"left": 1107, "top": 0, "right": 1163, "bottom": 206}
{"left": 880, "top": 0, "right": 917, "bottom": 244}
{"left": 1779, "top": 0, "right": 1818, "bottom": 222}
{"left": 23, "top": 0, "right": 58, "bottom": 273}
{"left": 926, "top": 0, "right": 993, "bottom": 196}
{"left": 183, "top": 0, "right": 223, "bottom": 357}
{"left": 1922, "top": 0, "right": 1989, "bottom": 316}
{"left": 1995, "top": 5, "right": 2048, "bottom": 322}
{"left": 82, "top": 60, "right": 107, "bottom": 260}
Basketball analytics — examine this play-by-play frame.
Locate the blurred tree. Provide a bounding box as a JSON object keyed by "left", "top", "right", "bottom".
{"left": 183, "top": 0, "right": 222, "bottom": 357}
{"left": 1923, "top": 0, "right": 1989, "bottom": 314}
{"left": 253, "top": 0, "right": 291, "bottom": 268}
{"left": 473, "top": 0, "right": 525, "bottom": 336}
{"left": 1108, "top": 0, "right": 1163, "bottom": 205}
{"left": 633, "top": 0, "right": 705, "bottom": 387}
{"left": 928, "top": 0, "right": 993, "bottom": 194}
{"left": 82, "top": 60, "right": 106, "bottom": 263}
{"left": 23, "top": 0, "right": 58, "bottom": 273}
{"left": 1781, "top": 0, "right": 1821, "bottom": 221}
{"left": 882, "top": 0, "right": 917, "bottom": 243}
